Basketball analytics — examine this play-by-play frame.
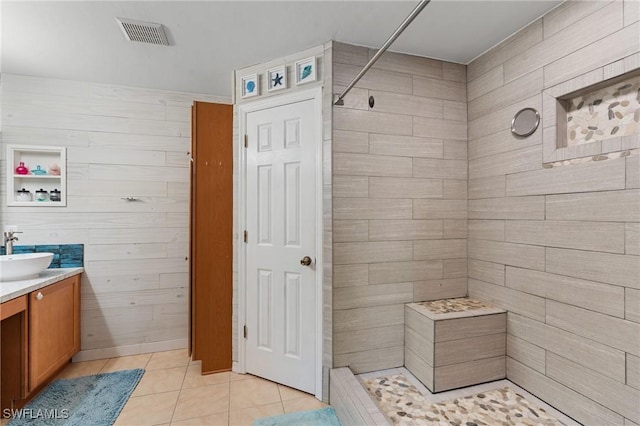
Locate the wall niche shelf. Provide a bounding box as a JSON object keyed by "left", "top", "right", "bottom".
{"left": 6, "top": 145, "right": 67, "bottom": 207}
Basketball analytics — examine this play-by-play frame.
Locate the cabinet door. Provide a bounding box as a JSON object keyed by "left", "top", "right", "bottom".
{"left": 29, "top": 275, "right": 80, "bottom": 390}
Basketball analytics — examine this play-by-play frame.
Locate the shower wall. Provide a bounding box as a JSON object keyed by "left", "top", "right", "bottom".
{"left": 466, "top": 1, "right": 640, "bottom": 424}
{"left": 332, "top": 42, "right": 468, "bottom": 373}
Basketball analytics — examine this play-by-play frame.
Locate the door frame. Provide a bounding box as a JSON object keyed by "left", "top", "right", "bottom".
{"left": 237, "top": 87, "right": 323, "bottom": 399}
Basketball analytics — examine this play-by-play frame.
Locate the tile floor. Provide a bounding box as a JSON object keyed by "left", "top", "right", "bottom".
{"left": 358, "top": 367, "right": 581, "bottom": 426}
{"left": 53, "top": 349, "right": 326, "bottom": 426}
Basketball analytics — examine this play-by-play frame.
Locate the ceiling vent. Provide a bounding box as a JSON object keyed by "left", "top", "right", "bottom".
{"left": 116, "top": 17, "right": 170, "bottom": 46}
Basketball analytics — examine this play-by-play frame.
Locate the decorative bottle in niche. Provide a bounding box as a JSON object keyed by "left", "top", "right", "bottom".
{"left": 16, "top": 188, "right": 32, "bottom": 202}
{"left": 50, "top": 189, "right": 61, "bottom": 202}
{"left": 15, "top": 162, "right": 29, "bottom": 175}
{"left": 49, "top": 163, "right": 61, "bottom": 175}
{"left": 35, "top": 188, "right": 48, "bottom": 202}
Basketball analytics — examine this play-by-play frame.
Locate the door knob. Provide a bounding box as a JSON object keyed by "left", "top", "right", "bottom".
{"left": 300, "top": 256, "right": 312, "bottom": 266}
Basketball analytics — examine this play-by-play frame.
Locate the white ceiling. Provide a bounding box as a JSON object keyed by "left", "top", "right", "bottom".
{"left": 1, "top": 1, "right": 562, "bottom": 97}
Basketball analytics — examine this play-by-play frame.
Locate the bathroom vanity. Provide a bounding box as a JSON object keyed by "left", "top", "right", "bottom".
{"left": 0, "top": 268, "right": 82, "bottom": 411}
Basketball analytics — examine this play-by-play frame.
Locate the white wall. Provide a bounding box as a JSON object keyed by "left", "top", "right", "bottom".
{"left": 0, "top": 74, "right": 229, "bottom": 359}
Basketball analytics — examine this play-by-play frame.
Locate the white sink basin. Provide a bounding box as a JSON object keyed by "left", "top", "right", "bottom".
{"left": 0, "top": 253, "right": 54, "bottom": 282}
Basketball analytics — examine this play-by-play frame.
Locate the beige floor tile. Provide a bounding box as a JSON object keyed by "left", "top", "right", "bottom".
{"left": 101, "top": 353, "right": 152, "bottom": 373}
{"left": 171, "top": 412, "right": 229, "bottom": 426}
{"left": 56, "top": 359, "right": 109, "bottom": 379}
{"left": 229, "top": 377, "right": 281, "bottom": 411}
{"left": 172, "top": 383, "right": 230, "bottom": 421}
{"left": 228, "top": 402, "right": 283, "bottom": 426}
{"left": 182, "top": 365, "right": 230, "bottom": 389}
{"left": 229, "top": 372, "right": 253, "bottom": 382}
{"left": 114, "top": 390, "right": 179, "bottom": 426}
{"left": 146, "top": 349, "right": 190, "bottom": 371}
{"left": 132, "top": 366, "right": 187, "bottom": 397}
{"left": 277, "top": 384, "right": 312, "bottom": 401}
{"left": 282, "top": 395, "right": 326, "bottom": 413}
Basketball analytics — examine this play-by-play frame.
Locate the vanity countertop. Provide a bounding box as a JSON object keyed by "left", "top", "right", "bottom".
{"left": 0, "top": 268, "right": 84, "bottom": 304}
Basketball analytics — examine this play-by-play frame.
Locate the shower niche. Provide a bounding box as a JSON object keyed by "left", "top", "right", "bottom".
{"left": 543, "top": 67, "right": 640, "bottom": 164}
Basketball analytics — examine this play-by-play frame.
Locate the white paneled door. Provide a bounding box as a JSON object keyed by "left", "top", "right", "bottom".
{"left": 245, "top": 98, "right": 317, "bottom": 394}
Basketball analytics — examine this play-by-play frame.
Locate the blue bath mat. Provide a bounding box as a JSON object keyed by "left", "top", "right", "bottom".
{"left": 8, "top": 368, "right": 144, "bottom": 426}
{"left": 254, "top": 407, "right": 341, "bottom": 426}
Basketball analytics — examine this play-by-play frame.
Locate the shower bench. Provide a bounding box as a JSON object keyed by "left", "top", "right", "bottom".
{"left": 404, "top": 297, "right": 506, "bottom": 393}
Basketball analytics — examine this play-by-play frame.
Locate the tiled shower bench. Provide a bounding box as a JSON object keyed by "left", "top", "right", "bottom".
{"left": 404, "top": 298, "right": 506, "bottom": 393}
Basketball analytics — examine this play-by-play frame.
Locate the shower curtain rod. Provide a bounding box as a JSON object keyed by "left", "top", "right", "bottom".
{"left": 334, "top": 0, "right": 431, "bottom": 106}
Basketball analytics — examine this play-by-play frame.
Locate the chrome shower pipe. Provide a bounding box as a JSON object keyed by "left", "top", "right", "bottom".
{"left": 334, "top": 0, "right": 431, "bottom": 106}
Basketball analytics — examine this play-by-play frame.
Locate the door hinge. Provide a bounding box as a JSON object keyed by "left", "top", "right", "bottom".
{"left": 243, "top": 230, "right": 248, "bottom": 243}
{"left": 244, "top": 134, "right": 248, "bottom": 148}
{"left": 243, "top": 325, "right": 247, "bottom": 339}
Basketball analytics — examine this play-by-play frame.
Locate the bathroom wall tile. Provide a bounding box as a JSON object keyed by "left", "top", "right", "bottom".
{"left": 442, "top": 62, "right": 466, "bottom": 83}
{"left": 334, "top": 152, "right": 412, "bottom": 177}
{"left": 628, "top": 353, "right": 640, "bottom": 390}
{"left": 505, "top": 220, "right": 626, "bottom": 254}
{"left": 333, "top": 346, "right": 404, "bottom": 374}
{"left": 506, "top": 266, "right": 625, "bottom": 317}
{"left": 413, "top": 199, "right": 468, "bottom": 219}
{"left": 333, "top": 176, "right": 369, "bottom": 198}
{"left": 413, "top": 239, "right": 467, "bottom": 260}
{"left": 442, "top": 180, "right": 467, "bottom": 199}
{"left": 547, "top": 353, "right": 640, "bottom": 423}
{"left": 334, "top": 63, "right": 412, "bottom": 94}
{"left": 544, "top": 22, "right": 640, "bottom": 87}
{"left": 443, "top": 101, "right": 467, "bottom": 122}
{"left": 413, "top": 117, "right": 467, "bottom": 141}
{"left": 468, "top": 259, "right": 505, "bottom": 286}
{"left": 627, "top": 155, "right": 640, "bottom": 189}
{"left": 467, "top": 19, "right": 543, "bottom": 81}
{"left": 334, "top": 198, "right": 412, "bottom": 220}
{"left": 368, "top": 219, "right": 443, "bottom": 241}
{"left": 507, "top": 334, "right": 545, "bottom": 373}
{"left": 369, "top": 90, "right": 442, "bottom": 118}
{"left": 508, "top": 358, "right": 625, "bottom": 426}
{"left": 468, "top": 69, "right": 543, "bottom": 121}
{"left": 334, "top": 325, "right": 404, "bottom": 354}
{"left": 467, "top": 65, "right": 504, "bottom": 102}
{"left": 334, "top": 108, "right": 412, "bottom": 136}
{"left": 368, "top": 260, "right": 443, "bottom": 285}
{"left": 468, "top": 239, "right": 545, "bottom": 271}
{"left": 333, "top": 220, "right": 368, "bottom": 243}
{"left": 413, "top": 76, "right": 466, "bottom": 102}
{"left": 443, "top": 219, "right": 468, "bottom": 239}
{"left": 546, "top": 300, "right": 640, "bottom": 356}
{"left": 469, "top": 196, "right": 545, "bottom": 220}
{"left": 413, "top": 158, "right": 467, "bottom": 180}
{"left": 371, "top": 49, "right": 443, "bottom": 79}
{"left": 334, "top": 264, "right": 368, "bottom": 288}
{"left": 332, "top": 41, "right": 369, "bottom": 66}
{"left": 546, "top": 189, "right": 640, "bottom": 222}
{"left": 625, "top": 0, "right": 640, "bottom": 25}
{"left": 469, "top": 145, "right": 542, "bottom": 180}
{"left": 543, "top": 0, "right": 611, "bottom": 38}
{"left": 468, "top": 279, "right": 545, "bottom": 322}
{"left": 333, "top": 85, "right": 369, "bottom": 110}
{"left": 443, "top": 140, "right": 467, "bottom": 160}
{"left": 625, "top": 288, "right": 640, "bottom": 323}
{"left": 334, "top": 304, "right": 404, "bottom": 332}
{"left": 468, "top": 220, "right": 505, "bottom": 241}
{"left": 368, "top": 177, "right": 443, "bottom": 199}
{"left": 506, "top": 157, "right": 627, "bottom": 197}
{"left": 468, "top": 95, "right": 542, "bottom": 140}
{"left": 334, "top": 241, "right": 413, "bottom": 264}
{"left": 468, "top": 175, "right": 506, "bottom": 199}
{"left": 442, "top": 258, "right": 467, "bottom": 279}
{"left": 505, "top": 2, "right": 624, "bottom": 82}
{"left": 333, "top": 130, "right": 369, "bottom": 154}
{"left": 546, "top": 247, "right": 640, "bottom": 288}
{"left": 369, "top": 134, "right": 443, "bottom": 158}
{"left": 413, "top": 278, "right": 468, "bottom": 302}
{"left": 333, "top": 283, "right": 414, "bottom": 310}
{"left": 508, "top": 312, "right": 626, "bottom": 382}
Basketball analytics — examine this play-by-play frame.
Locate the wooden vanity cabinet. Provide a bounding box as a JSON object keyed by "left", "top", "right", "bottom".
{"left": 28, "top": 274, "right": 80, "bottom": 391}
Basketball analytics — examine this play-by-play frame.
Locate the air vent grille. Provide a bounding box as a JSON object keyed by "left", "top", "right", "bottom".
{"left": 116, "top": 17, "right": 169, "bottom": 46}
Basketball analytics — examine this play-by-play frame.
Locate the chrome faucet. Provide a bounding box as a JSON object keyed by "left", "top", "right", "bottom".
{"left": 3, "top": 231, "right": 22, "bottom": 255}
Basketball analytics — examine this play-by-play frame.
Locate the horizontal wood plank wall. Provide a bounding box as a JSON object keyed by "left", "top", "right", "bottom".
{"left": 0, "top": 74, "right": 229, "bottom": 357}
{"left": 332, "top": 42, "right": 468, "bottom": 374}
{"left": 467, "top": 1, "right": 640, "bottom": 424}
